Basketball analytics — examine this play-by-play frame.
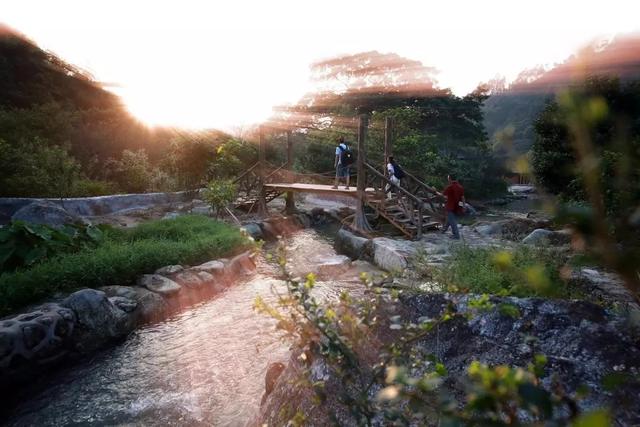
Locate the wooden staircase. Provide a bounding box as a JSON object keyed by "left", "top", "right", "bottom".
{"left": 232, "top": 161, "right": 286, "bottom": 213}
{"left": 363, "top": 163, "right": 443, "bottom": 239}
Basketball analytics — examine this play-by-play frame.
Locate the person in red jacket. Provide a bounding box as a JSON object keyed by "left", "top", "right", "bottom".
{"left": 438, "top": 174, "right": 465, "bottom": 240}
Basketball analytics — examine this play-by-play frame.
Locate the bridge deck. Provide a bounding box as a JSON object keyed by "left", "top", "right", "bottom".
{"left": 265, "top": 182, "right": 376, "bottom": 197}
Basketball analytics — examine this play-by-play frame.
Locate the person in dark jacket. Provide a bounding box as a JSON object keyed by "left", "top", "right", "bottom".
{"left": 438, "top": 174, "right": 465, "bottom": 239}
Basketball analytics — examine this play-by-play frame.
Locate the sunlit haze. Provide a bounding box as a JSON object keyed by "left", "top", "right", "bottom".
{"left": 4, "top": 0, "right": 639, "bottom": 130}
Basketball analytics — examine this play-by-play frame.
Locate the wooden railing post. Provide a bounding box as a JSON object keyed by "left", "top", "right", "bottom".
{"left": 285, "top": 130, "right": 295, "bottom": 214}
{"left": 353, "top": 114, "right": 372, "bottom": 234}
{"left": 384, "top": 116, "right": 393, "bottom": 175}
{"left": 258, "top": 125, "right": 267, "bottom": 216}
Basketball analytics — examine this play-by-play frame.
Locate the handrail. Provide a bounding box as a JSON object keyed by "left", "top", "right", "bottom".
{"left": 402, "top": 169, "right": 439, "bottom": 196}
{"left": 364, "top": 163, "right": 423, "bottom": 205}
{"left": 265, "top": 163, "right": 288, "bottom": 180}
{"left": 233, "top": 162, "right": 260, "bottom": 184}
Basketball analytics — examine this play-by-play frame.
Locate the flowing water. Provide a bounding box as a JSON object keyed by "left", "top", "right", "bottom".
{"left": 6, "top": 227, "right": 370, "bottom": 427}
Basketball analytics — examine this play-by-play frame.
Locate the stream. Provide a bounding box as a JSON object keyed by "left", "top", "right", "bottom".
{"left": 6, "top": 227, "right": 368, "bottom": 426}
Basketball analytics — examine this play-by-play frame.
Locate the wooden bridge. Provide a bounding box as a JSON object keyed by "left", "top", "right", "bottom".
{"left": 232, "top": 115, "right": 443, "bottom": 239}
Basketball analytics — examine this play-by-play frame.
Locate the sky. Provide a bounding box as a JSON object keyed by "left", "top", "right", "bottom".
{"left": 3, "top": 0, "right": 640, "bottom": 130}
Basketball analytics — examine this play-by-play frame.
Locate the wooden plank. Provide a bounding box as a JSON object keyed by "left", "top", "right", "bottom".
{"left": 265, "top": 182, "right": 375, "bottom": 197}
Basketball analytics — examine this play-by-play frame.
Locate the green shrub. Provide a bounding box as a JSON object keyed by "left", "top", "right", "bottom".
{"left": 433, "top": 245, "right": 578, "bottom": 298}
{"left": 0, "top": 221, "right": 104, "bottom": 272}
{"left": 202, "top": 179, "right": 237, "bottom": 218}
{"left": 0, "top": 215, "right": 247, "bottom": 315}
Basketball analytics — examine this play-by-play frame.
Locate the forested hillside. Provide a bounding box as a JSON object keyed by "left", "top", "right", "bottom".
{"left": 484, "top": 35, "right": 640, "bottom": 156}
{"left": 0, "top": 25, "right": 233, "bottom": 197}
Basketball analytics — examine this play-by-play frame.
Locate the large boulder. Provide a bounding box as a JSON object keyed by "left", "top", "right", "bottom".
{"left": 334, "top": 228, "right": 369, "bottom": 259}
{"left": 241, "top": 223, "right": 264, "bottom": 240}
{"left": 154, "top": 265, "right": 184, "bottom": 275}
{"left": 138, "top": 274, "right": 182, "bottom": 295}
{"left": 315, "top": 254, "right": 352, "bottom": 279}
{"left": 0, "top": 303, "right": 75, "bottom": 376}
{"left": 371, "top": 237, "right": 414, "bottom": 272}
{"left": 522, "top": 228, "right": 571, "bottom": 246}
{"left": 11, "top": 201, "right": 86, "bottom": 228}
{"left": 62, "top": 289, "right": 134, "bottom": 351}
{"left": 101, "top": 285, "right": 170, "bottom": 323}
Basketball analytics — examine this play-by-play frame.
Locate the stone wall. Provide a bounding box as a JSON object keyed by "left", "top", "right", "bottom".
{"left": 0, "top": 191, "right": 194, "bottom": 223}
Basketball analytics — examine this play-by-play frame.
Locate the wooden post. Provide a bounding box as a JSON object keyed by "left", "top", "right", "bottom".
{"left": 284, "top": 130, "right": 296, "bottom": 214}
{"left": 258, "top": 125, "right": 267, "bottom": 216}
{"left": 352, "top": 114, "right": 372, "bottom": 234}
{"left": 384, "top": 116, "right": 393, "bottom": 175}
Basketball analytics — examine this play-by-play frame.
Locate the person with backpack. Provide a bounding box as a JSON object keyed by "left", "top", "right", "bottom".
{"left": 437, "top": 174, "right": 465, "bottom": 240}
{"left": 333, "top": 136, "right": 353, "bottom": 189}
{"left": 385, "top": 156, "right": 405, "bottom": 198}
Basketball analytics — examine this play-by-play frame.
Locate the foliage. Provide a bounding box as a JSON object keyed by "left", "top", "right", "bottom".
{"left": 208, "top": 138, "right": 257, "bottom": 179}
{"left": 532, "top": 76, "right": 640, "bottom": 214}
{"left": 433, "top": 245, "right": 577, "bottom": 298}
{"left": 104, "top": 149, "right": 153, "bottom": 193}
{"left": 0, "top": 138, "right": 82, "bottom": 197}
{"left": 256, "top": 242, "right": 605, "bottom": 426}
{"left": 531, "top": 76, "right": 640, "bottom": 298}
{"left": 0, "top": 221, "right": 104, "bottom": 272}
{"left": 202, "top": 179, "right": 237, "bottom": 218}
{"left": 0, "top": 215, "right": 247, "bottom": 315}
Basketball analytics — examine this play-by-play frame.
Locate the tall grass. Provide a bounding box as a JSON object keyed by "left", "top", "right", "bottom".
{"left": 0, "top": 215, "right": 247, "bottom": 315}
{"left": 434, "top": 245, "right": 580, "bottom": 299}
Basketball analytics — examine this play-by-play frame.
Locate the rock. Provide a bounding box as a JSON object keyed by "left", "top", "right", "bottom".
{"left": 225, "top": 251, "right": 257, "bottom": 277}
{"left": 315, "top": 255, "right": 351, "bottom": 278}
{"left": 294, "top": 213, "right": 312, "bottom": 228}
{"left": 260, "top": 294, "right": 640, "bottom": 426}
{"left": 570, "top": 268, "right": 640, "bottom": 320}
{"left": 100, "top": 285, "right": 170, "bottom": 324}
{"left": 11, "top": 201, "right": 86, "bottom": 228}
{"left": 192, "top": 260, "right": 225, "bottom": 275}
{"left": 154, "top": 265, "right": 184, "bottom": 275}
{"left": 62, "top": 289, "right": 133, "bottom": 351}
{"left": 191, "top": 206, "right": 211, "bottom": 216}
{"left": 522, "top": 228, "right": 571, "bottom": 246}
{"left": 109, "top": 296, "right": 138, "bottom": 313}
{"left": 241, "top": 223, "right": 263, "bottom": 240}
{"left": 0, "top": 303, "right": 75, "bottom": 372}
{"left": 138, "top": 274, "right": 182, "bottom": 295}
{"left": 173, "top": 271, "right": 206, "bottom": 289}
{"left": 261, "top": 362, "right": 286, "bottom": 405}
{"left": 163, "top": 212, "right": 180, "bottom": 220}
{"left": 371, "top": 237, "right": 414, "bottom": 272}
{"left": 334, "top": 228, "right": 369, "bottom": 259}
{"left": 474, "top": 221, "right": 503, "bottom": 237}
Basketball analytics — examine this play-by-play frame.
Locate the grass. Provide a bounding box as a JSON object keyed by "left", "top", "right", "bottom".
{"left": 0, "top": 215, "right": 248, "bottom": 315}
{"left": 433, "top": 245, "right": 581, "bottom": 299}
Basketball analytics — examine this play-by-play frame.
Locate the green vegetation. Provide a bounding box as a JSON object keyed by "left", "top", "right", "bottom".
{"left": 0, "top": 221, "right": 104, "bottom": 272}
{"left": 0, "top": 215, "right": 247, "bottom": 315}
{"left": 433, "top": 245, "right": 577, "bottom": 298}
{"left": 202, "top": 179, "right": 237, "bottom": 218}
{"left": 256, "top": 243, "right": 606, "bottom": 426}
{"left": 531, "top": 77, "right": 640, "bottom": 297}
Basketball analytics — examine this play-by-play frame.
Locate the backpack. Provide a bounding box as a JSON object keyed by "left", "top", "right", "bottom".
{"left": 339, "top": 145, "right": 354, "bottom": 166}
{"left": 392, "top": 163, "right": 405, "bottom": 179}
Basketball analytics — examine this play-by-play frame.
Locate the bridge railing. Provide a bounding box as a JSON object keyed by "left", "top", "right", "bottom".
{"left": 364, "top": 162, "right": 424, "bottom": 238}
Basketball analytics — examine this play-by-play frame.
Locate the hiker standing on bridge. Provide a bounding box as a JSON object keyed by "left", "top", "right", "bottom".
{"left": 333, "top": 136, "right": 353, "bottom": 190}
{"left": 438, "top": 174, "right": 465, "bottom": 240}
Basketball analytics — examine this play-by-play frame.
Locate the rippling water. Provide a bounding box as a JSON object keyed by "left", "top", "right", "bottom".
{"left": 6, "top": 228, "right": 368, "bottom": 427}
